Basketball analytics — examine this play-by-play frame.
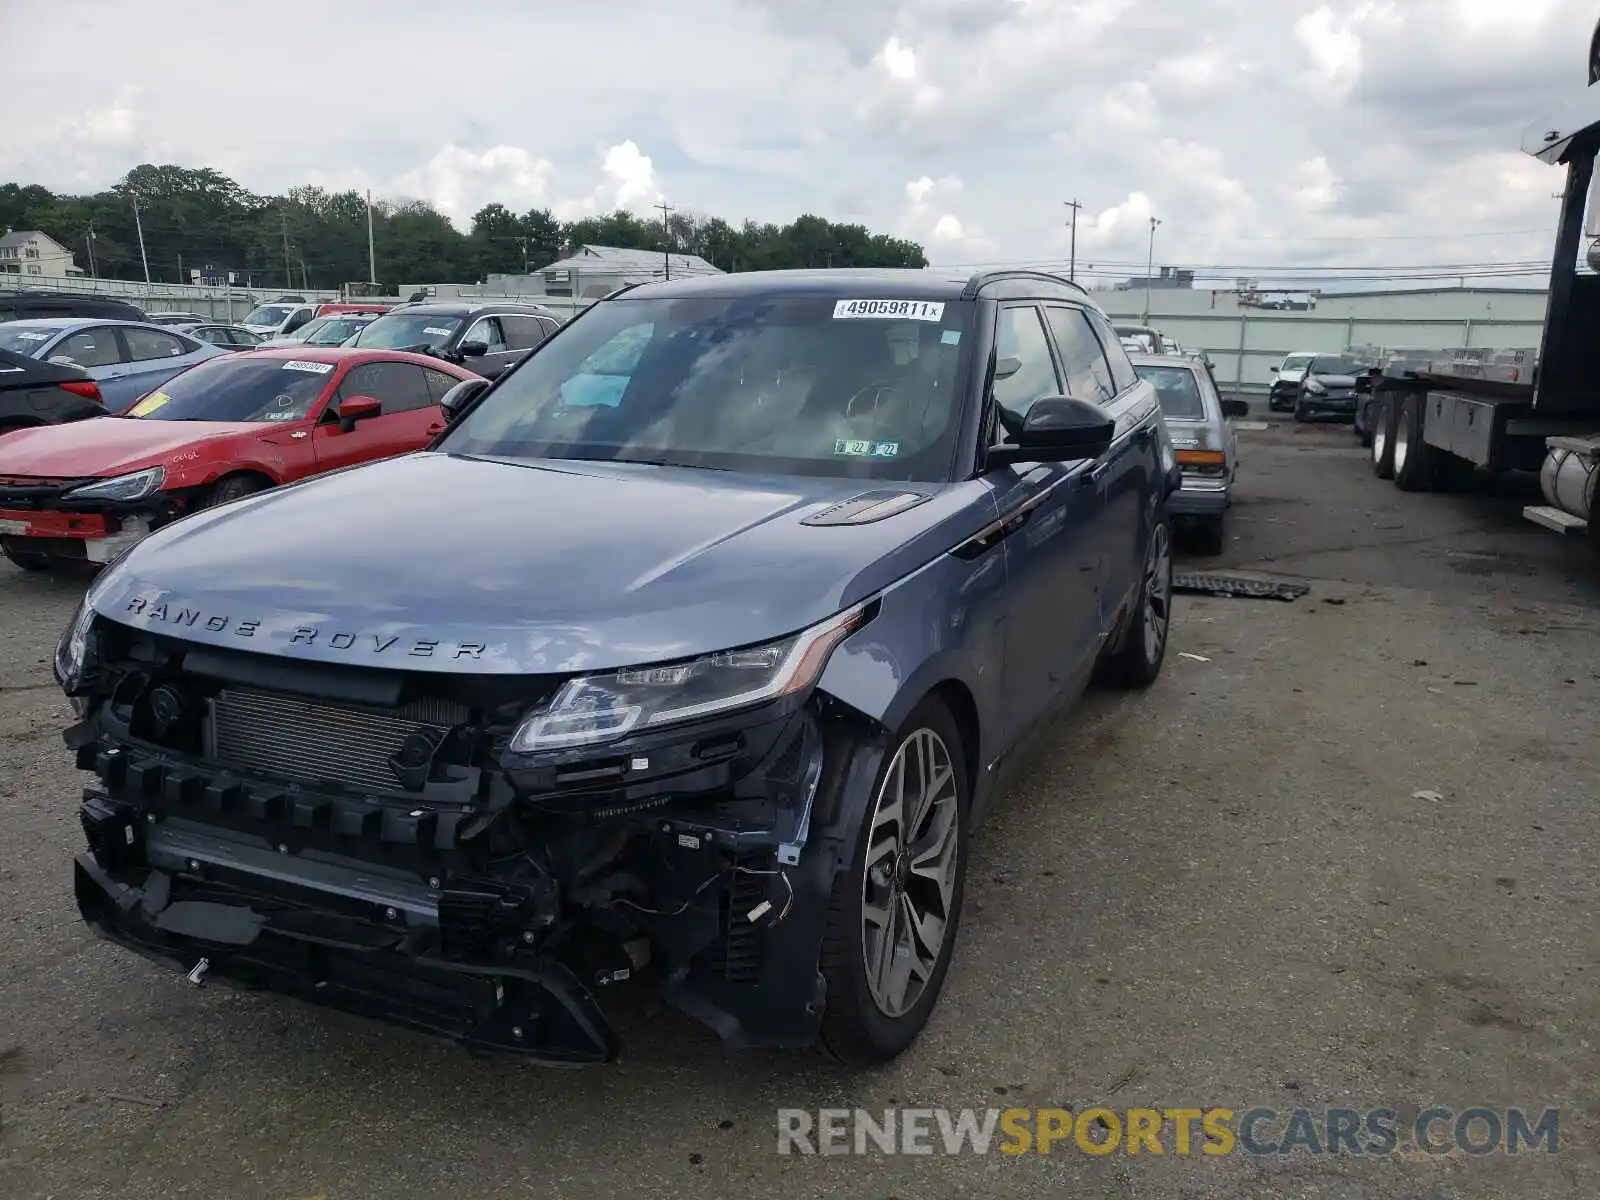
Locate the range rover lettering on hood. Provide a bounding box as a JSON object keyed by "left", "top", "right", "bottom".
{"left": 119, "top": 595, "right": 486, "bottom": 660}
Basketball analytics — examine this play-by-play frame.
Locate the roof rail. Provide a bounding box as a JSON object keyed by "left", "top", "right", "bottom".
{"left": 960, "top": 268, "right": 1088, "bottom": 300}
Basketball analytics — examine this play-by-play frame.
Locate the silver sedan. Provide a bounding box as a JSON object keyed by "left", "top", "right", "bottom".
{"left": 1131, "top": 353, "right": 1247, "bottom": 554}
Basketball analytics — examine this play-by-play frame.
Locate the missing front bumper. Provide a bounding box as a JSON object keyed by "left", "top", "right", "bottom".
{"left": 74, "top": 851, "right": 620, "bottom": 1064}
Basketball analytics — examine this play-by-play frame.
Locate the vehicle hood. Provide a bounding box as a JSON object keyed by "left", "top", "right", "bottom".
{"left": 1276, "top": 368, "right": 1306, "bottom": 383}
{"left": 89, "top": 452, "right": 995, "bottom": 675}
{"left": 1308, "top": 373, "right": 1358, "bottom": 389}
{"left": 0, "top": 417, "right": 263, "bottom": 479}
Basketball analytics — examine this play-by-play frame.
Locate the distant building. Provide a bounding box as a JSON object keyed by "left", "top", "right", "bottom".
{"left": 1116, "top": 266, "right": 1194, "bottom": 291}
{"left": 511, "top": 244, "right": 724, "bottom": 298}
{"left": 0, "top": 229, "right": 82, "bottom": 277}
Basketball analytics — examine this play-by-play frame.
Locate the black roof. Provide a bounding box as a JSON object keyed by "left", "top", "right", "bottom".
{"left": 618, "top": 267, "right": 1089, "bottom": 303}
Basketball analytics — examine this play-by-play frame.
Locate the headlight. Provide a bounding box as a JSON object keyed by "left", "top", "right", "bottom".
{"left": 1304, "top": 380, "right": 1326, "bottom": 395}
{"left": 54, "top": 596, "right": 96, "bottom": 693}
{"left": 509, "top": 605, "right": 869, "bottom": 754}
{"left": 63, "top": 467, "right": 165, "bottom": 502}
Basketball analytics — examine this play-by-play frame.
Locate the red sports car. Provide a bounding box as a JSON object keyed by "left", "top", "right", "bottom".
{"left": 0, "top": 347, "right": 481, "bottom": 570}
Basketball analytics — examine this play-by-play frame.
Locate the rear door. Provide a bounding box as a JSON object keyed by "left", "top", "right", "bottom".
{"left": 986, "top": 303, "right": 1105, "bottom": 747}
{"left": 43, "top": 326, "right": 133, "bottom": 408}
{"left": 310, "top": 360, "right": 445, "bottom": 473}
{"left": 1070, "top": 307, "right": 1164, "bottom": 633}
{"left": 113, "top": 327, "right": 206, "bottom": 411}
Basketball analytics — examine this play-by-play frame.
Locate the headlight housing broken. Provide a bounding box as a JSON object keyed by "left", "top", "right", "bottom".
{"left": 510, "top": 604, "right": 869, "bottom": 754}
{"left": 63, "top": 466, "right": 165, "bottom": 503}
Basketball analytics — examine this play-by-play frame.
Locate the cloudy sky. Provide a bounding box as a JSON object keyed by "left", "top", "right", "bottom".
{"left": 2, "top": 0, "right": 1594, "bottom": 287}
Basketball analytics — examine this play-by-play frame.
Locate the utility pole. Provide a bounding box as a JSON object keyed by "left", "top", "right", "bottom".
{"left": 655, "top": 200, "right": 672, "bottom": 279}
{"left": 1143, "top": 216, "right": 1162, "bottom": 323}
{"left": 85, "top": 224, "right": 97, "bottom": 279}
{"left": 280, "top": 209, "right": 293, "bottom": 289}
{"left": 1063, "top": 199, "right": 1082, "bottom": 283}
{"left": 131, "top": 200, "right": 151, "bottom": 285}
{"left": 513, "top": 236, "right": 529, "bottom": 274}
{"left": 366, "top": 189, "right": 377, "bottom": 285}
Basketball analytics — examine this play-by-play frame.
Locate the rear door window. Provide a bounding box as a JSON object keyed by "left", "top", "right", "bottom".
{"left": 122, "top": 327, "right": 190, "bottom": 361}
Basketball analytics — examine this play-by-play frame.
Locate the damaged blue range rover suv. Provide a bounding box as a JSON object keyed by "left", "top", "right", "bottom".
{"left": 57, "top": 268, "right": 1177, "bottom": 1066}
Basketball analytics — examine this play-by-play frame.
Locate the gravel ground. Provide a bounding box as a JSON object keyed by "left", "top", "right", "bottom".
{"left": 2, "top": 412, "right": 1598, "bottom": 1199}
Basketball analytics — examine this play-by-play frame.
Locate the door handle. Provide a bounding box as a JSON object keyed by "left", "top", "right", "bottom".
{"left": 1082, "top": 460, "right": 1110, "bottom": 484}
{"left": 425, "top": 423, "right": 445, "bottom": 435}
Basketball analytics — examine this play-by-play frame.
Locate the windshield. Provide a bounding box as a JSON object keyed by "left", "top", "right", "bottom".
{"left": 0, "top": 323, "right": 60, "bottom": 354}
{"left": 128, "top": 356, "right": 333, "bottom": 422}
{"left": 1281, "top": 355, "right": 1315, "bottom": 372}
{"left": 1134, "top": 364, "right": 1207, "bottom": 420}
{"left": 305, "top": 316, "right": 370, "bottom": 345}
{"left": 242, "top": 304, "right": 294, "bottom": 327}
{"left": 439, "top": 294, "right": 974, "bottom": 480}
{"left": 277, "top": 315, "right": 332, "bottom": 342}
{"left": 353, "top": 311, "right": 463, "bottom": 351}
{"left": 1310, "top": 356, "right": 1366, "bottom": 376}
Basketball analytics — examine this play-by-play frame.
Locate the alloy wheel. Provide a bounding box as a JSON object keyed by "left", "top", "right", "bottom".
{"left": 861, "top": 727, "right": 960, "bottom": 1019}
{"left": 1373, "top": 414, "right": 1388, "bottom": 465}
{"left": 1393, "top": 413, "right": 1410, "bottom": 475}
{"left": 1143, "top": 521, "right": 1173, "bottom": 662}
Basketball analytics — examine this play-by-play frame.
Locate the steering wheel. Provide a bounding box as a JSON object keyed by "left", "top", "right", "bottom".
{"left": 844, "top": 379, "right": 897, "bottom": 419}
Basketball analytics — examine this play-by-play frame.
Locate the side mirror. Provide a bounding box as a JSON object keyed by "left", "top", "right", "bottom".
{"left": 987, "top": 396, "right": 1114, "bottom": 468}
{"left": 457, "top": 339, "right": 490, "bottom": 359}
{"left": 438, "top": 377, "right": 490, "bottom": 422}
{"left": 1269, "top": 366, "right": 1279, "bottom": 374}
{"left": 335, "top": 394, "right": 382, "bottom": 432}
{"left": 1220, "top": 397, "right": 1250, "bottom": 418}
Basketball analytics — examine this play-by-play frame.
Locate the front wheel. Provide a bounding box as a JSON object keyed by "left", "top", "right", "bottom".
{"left": 2, "top": 544, "right": 57, "bottom": 571}
{"left": 819, "top": 698, "right": 969, "bottom": 1066}
{"left": 1094, "top": 517, "right": 1173, "bottom": 689}
{"left": 205, "top": 474, "right": 266, "bottom": 507}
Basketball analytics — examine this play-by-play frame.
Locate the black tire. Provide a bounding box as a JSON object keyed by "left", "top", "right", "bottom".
{"left": 205, "top": 474, "right": 267, "bottom": 507}
{"left": 1189, "top": 516, "right": 1225, "bottom": 556}
{"left": 819, "top": 696, "right": 970, "bottom": 1066}
{"left": 1094, "top": 517, "right": 1173, "bottom": 689}
{"left": 1371, "top": 393, "right": 1397, "bottom": 480}
{"left": 1292, "top": 397, "right": 1312, "bottom": 423}
{"left": 1392, "top": 392, "right": 1438, "bottom": 493}
{"left": 2, "top": 545, "right": 56, "bottom": 571}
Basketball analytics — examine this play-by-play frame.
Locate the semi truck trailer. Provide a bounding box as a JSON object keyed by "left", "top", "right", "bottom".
{"left": 1356, "top": 14, "right": 1600, "bottom": 550}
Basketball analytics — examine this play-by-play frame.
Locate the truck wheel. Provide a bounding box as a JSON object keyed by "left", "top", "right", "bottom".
{"left": 1356, "top": 399, "right": 1375, "bottom": 447}
{"left": 1393, "top": 393, "right": 1439, "bottom": 492}
{"left": 819, "top": 697, "right": 969, "bottom": 1066}
{"left": 2, "top": 545, "right": 56, "bottom": 571}
{"left": 1371, "top": 394, "right": 1397, "bottom": 479}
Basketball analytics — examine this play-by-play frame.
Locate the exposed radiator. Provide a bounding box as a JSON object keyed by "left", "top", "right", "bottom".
{"left": 207, "top": 688, "right": 470, "bottom": 794}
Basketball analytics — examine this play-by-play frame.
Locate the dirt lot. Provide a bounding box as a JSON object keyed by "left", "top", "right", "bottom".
{"left": 2, "top": 414, "right": 1598, "bottom": 1199}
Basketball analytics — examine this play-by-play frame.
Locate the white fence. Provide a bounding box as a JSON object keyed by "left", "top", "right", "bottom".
{"left": 0, "top": 273, "right": 338, "bottom": 321}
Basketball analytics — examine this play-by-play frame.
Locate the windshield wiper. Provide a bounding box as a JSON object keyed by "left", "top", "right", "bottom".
{"left": 560, "top": 456, "right": 729, "bottom": 471}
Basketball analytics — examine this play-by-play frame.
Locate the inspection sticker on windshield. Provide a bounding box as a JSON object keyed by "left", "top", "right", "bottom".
{"left": 833, "top": 299, "right": 944, "bottom": 322}
{"left": 15, "top": 331, "right": 49, "bottom": 341}
{"left": 422, "top": 326, "right": 452, "bottom": 336}
{"left": 281, "top": 360, "right": 334, "bottom": 374}
{"left": 834, "top": 439, "right": 900, "bottom": 458}
{"left": 128, "top": 392, "right": 169, "bottom": 417}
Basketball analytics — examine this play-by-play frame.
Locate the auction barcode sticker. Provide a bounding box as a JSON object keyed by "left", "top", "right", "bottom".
{"left": 833, "top": 299, "right": 945, "bottom": 321}
{"left": 282, "top": 360, "right": 334, "bottom": 374}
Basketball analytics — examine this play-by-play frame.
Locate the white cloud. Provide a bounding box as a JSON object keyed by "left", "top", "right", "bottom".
{"left": 391, "top": 145, "right": 554, "bottom": 228}
{"left": 877, "top": 36, "right": 919, "bottom": 81}
{"left": 0, "top": 0, "right": 1586, "bottom": 285}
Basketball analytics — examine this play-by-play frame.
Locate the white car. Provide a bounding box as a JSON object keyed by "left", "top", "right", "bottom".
{"left": 238, "top": 301, "right": 320, "bottom": 340}
{"left": 1268, "top": 351, "right": 1320, "bottom": 412}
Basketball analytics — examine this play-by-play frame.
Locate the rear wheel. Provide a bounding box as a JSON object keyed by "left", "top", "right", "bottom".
{"left": 1094, "top": 517, "right": 1173, "bottom": 689}
{"left": 1371, "top": 394, "right": 1397, "bottom": 479}
{"left": 820, "top": 698, "right": 969, "bottom": 1066}
{"left": 1189, "top": 515, "right": 1225, "bottom": 556}
{"left": 1393, "top": 393, "right": 1439, "bottom": 492}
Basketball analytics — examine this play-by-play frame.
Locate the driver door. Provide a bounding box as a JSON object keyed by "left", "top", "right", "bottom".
{"left": 311, "top": 360, "right": 447, "bottom": 473}
{"left": 987, "top": 304, "right": 1105, "bottom": 748}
